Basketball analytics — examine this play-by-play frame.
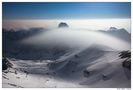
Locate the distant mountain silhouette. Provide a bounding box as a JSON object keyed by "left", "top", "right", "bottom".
{"left": 3, "top": 27, "right": 45, "bottom": 41}
{"left": 109, "top": 27, "right": 117, "bottom": 30}
{"left": 98, "top": 27, "right": 131, "bottom": 43}
{"left": 58, "top": 22, "right": 69, "bottom": 28}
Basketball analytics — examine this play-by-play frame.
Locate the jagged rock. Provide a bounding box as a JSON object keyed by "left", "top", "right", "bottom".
{"left": 119, "top": 51, "right": 131, "bottom": 70}
{"left": 2, "top": 57, "right": 13, "bottom": 70}
{"left": 119, "top": 51, "right": 131, "bottom": 59}
{"left": 102, "top": 74, "right": 109, "bottom": 80}
{"left": 83, "top": 70, "right": 90, "bottom": 77}
{"left": 122, "top": 59, "right": 131, "bottom": 70}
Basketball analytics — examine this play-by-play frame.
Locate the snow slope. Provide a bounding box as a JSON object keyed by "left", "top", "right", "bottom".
{"left": 2, "top": 50, "right": 130, "bottom": 88}
{"left": 2, "top": 28, "right": 131, "bottom": 88}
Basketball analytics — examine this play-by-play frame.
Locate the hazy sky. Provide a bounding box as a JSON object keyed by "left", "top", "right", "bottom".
{"left": 3, "top": 2, "right": 131, "bottom": 19}
{"left": 2, "top": 2, "right": 131, "bottom": 32}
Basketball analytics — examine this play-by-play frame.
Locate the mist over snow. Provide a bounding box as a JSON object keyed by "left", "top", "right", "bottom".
{"left": 3, "top": 25, "right": 131, "bottom": 88}
{"left": 22, "top": 28, "right": 130, "bottom": 51}
{"left": 2, "top": 2, "right": 131, "bottom": 88}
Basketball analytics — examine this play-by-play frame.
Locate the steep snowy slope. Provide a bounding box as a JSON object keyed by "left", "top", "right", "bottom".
{"left": 48, "top": 46, "right": 130, "bottom": 88}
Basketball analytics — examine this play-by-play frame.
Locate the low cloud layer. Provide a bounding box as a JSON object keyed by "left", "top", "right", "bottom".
{"left": 22, "top": 28, "right": 130, "bottom": 51}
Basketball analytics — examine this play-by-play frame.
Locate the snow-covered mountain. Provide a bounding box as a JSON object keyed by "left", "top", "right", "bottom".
{"left": 2, "top": 49, "right": 131, "bottom": 88}
{"left": 98, "top": 27, "right": 131, "bottom": 43}
{"left": 2, "top": 27, "right": 131, "bottom": 88}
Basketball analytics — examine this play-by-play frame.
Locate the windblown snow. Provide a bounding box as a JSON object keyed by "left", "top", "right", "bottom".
{"left": 2, "top": 28, "right": 131, "bottom": 88}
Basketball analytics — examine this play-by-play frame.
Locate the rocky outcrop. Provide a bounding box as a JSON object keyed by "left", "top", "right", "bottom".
{"left": 2, "top": 57, "right": 13, "bottom": 70}
{"left": 119, "top": 51, "right": 131, "bottom": 70}
{"left": 58, "top": 22, "right": 69, "bottom": 28}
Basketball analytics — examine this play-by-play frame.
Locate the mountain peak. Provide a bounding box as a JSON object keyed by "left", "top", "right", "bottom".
{"left": 109, "top": 27, "right": 117, "bottom": 30}
{"left": 58, "top": 22, "right": 69, "bottom": 28}
{"left": 108, "top": 27, "right": 129, "bottom": 33}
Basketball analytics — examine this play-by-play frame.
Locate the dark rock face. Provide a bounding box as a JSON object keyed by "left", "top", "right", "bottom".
{"left": 83, "top": 70, "right": 90, "bottom": 77}
{"left": 119, "top": 51, "right": 131, "bottom": 70}
{"left": 119, "top": 51, "right": 131, "bottom": 59}
{"left": 122, "top": 59, "right": 131, "bottom": 70}
{"left": 58, "top": 22, "right": 69, "bottom": 28}
{"left": 2, "top": 57, "right": 13, "bottom": 70}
